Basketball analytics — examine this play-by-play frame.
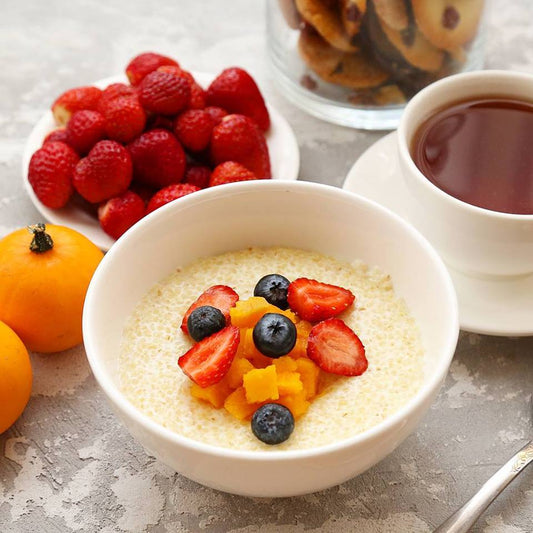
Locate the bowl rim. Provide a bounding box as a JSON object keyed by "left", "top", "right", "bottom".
{"left": 83, "top": 180, "right": 459, "bottom": 461}
{"left": 398, "top": 69, "right": 533, "bottom": 221}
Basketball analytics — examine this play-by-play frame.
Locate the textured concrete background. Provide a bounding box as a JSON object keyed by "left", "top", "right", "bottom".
{"left": 1, "top": 1, "right": 532, "bottom": 532}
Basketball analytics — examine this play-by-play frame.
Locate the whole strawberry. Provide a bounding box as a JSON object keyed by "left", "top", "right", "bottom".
{"left": 174, "top": 109, "right": 214, "bottom": 152}
{"left": 128, "top": 129, "right": 186, "bottom": 188}
{"left": 43, "top": 128, "right": 69, "bottom": 146}
{"left": 139, "top": 71, "right": 191, "bottom": 115}
{"left": 97, "top": 83, "right": 137, "bottom": 113}
{"left": 100, "top": 94, "right": 146, "bottom": 144}
{"left": 206, "top": 68, "right": 270, "bottom": 131}
{"left": 209, "top": 161, "right": 258, "bottom": 187}
{"left": 65, "top": 110, "right": 106, "bottom": 155}
{"left": 98, "top": 190, "right": 146, "bottom": 239}
{"left": 146, "top": 183, "right": 200, "bottom": 214}
{"left": 126, "top": 52, "right": 179, "bottom": 86}
{"left": 184, "top": 165, "right": 211, "bottom": 189}
{"left": 73, "top": 140, "right": 132, "bottom": 203}
{"left": 52, "top": 86, "right": 102, "bottom": 126}
{"left": 28, "top": 142, "right": 79, "bottom": 208}
{"left": 157, "top": 66, "right": 206, "bottom": 109}
{"left": 210, "top": 114, "right": 271, "bottom": 179}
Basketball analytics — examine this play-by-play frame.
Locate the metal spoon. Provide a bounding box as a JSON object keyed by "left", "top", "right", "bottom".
{"left": 434, "top": 419, "right": 533, "bottom": 532}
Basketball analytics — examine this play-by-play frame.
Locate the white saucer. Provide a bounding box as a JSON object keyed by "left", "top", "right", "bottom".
{"left": 343, "top": 131, "right": 533, "bottom": 337}
{"left": 22, "top": 72, "right": 300, "bottom": 251}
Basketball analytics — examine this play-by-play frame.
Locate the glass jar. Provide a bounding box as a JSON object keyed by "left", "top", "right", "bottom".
{"left": 267, "top": 0, "right": 487, "bottom": 130}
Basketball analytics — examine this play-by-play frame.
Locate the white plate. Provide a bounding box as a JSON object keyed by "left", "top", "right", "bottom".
{"left": 343, "top": 131, "right": 533, "bottom": 337}
{"left": 22, "top": 72, "right": 300, "bottom": 251}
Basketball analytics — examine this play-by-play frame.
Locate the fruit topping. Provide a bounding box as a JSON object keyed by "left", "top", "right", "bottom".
{"left": 128, "top": 129, "right": 186, "bottom": 188}
{"left": 146, "top": 183, "right": 200, "bottom": 214}
{"left": 184, "top": 165, "right": 211, "bottom": 189}
{"left": 100, "top": 94, "right": 146, "bottom": 144}
{"left": 307, "top": 318, "right": 368, "bottom": 376}
{"left": 209, "top": 161, "right": 258, "bottom": 187}
{"left": 28, "top": 142, "right": 79, "bottom": 209}
{"left": 206, "top": 67, "right": 270, "bottom": 131}
{"left": 178, "top": 325, "right": 240, "bottom": 388}
{"left": 126, "top": 52, "right": 179, "bottom": 86}
{"left": 181, "top": 285, "right": 239, "bottom": 335}
{"left": 229, "top": 296, "right": 297, "bottom": 328}
{"left": 251, "top": 403, "right": 295, "bottom": 445}
{"left": 253, "top": 273, "right": 290, "bottom": 310}
{"left": 73, "top": 140, "right": 132, "bottom": 203}
{"left": 187, "top": 305, "right": 226, "bottom": 342}
{"left": 43, "top": 128, "right": 69, "bottom": 145}
{"left": 52, "top": 86, "right": 102, "bottom": 126}
{"left": 253, "top": 313, "right": 297, "bottom": 358}
{"left": 210, "top": 114, "right": 271, "bottom": 179}
{"left": 97, "top": 190, "right": 146, "bottom": 239}
{"left": 287, "top": 277, "right": 355, "bottom": 322}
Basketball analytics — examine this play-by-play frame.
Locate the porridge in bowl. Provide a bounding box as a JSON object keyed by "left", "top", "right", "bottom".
{"left": 119, "top": 247, "right": 424, "bottom": 451}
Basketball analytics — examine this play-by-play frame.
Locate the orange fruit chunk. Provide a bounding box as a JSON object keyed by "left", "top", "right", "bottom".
{"left": 277, "top": 371, "right": 303, "bottom": 396}
{"left": 243, "top": 365, "right": 279, "bottom": 403}
{"left": 230, "top": 296, "right": 298, "bottom": 328}
{"left": 295, "top": 358, "right": 321, "bottom": 399}
{"left": 224, "top": 387, "right": 260, "bottom": 420}
{"left": 226, "top": 357, "right": 255, "bottom": 389}
{"left": 190, "top": 380, "right": 232, "bottom": 408}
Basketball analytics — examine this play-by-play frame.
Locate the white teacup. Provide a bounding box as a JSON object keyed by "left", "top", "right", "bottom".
{"left": 397, "top": 70, "right": 533, "bottom": 278}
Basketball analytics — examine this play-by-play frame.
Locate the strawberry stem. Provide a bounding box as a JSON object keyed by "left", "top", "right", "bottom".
{"left": 28, "top": 223, "right": 54, "bottom": 253}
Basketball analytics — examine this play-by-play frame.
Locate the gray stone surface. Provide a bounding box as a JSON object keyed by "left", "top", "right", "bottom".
{"left": 1, "top": 1, "right": 532, "bottom": 532}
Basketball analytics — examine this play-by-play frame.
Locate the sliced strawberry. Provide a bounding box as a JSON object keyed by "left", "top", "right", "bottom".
{"left": 307, "top": 318, "right": 367, "bottom": 376}
{"left": 178, "top": 326, "right": 240, "bottom": 387}
{"left": 287, "top": 278, "right": 355, "bottom": 322}
{"left": 181, "top": 285, "right": 239, "bottom": 335}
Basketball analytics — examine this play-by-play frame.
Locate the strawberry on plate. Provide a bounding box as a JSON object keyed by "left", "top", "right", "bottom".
{"left": 307, "top": 318, "right": 368, "bottom": 376}
{"left": 287, "top": 278, "right": 355, "bottom": 322}
{"left": 126, "top": 52, "right": 179, "bottom": 86}
{"left": 157, "top": 66, "right": 207, "bottom": 110}
{"left": 52, "top": 86, "right": 102, "bottom": 126}
{"left": 184, "top": 165, "right": 211, "bottom": 189}
{"left": 178, "top": 325, "right": 240, "bottom": 387}
{"left": 128, "top": 129, "right": 186, "bottom": 188}
{"left": 146, "top": 183, "right": 200, "bottom": 214}
{"left": 43, "top": 128, "right": 69, "bottom": 146}
{"left": 28, "top": 141, "right": 79, "bottom": 208}
{"left": 206, "top": 67, "right": 270, "bottom": 131}
{"left": 174, "top": 109, "right": 214, "bottom": 152}
{"left": 209, "top": 161, "right": 258, "bottom": 187}
{"left": 73, "top": 140, "right": 132, "bottom": 203}
{"left": 139, "top": 70, "right": 191, "bottom": 115}
{"left": 65, "top": 110, "right": 106, "bottom": 155}
{"left": 100, "top": 94, "right": 146, "bottom": 144}
{"left": 181, "top": 285, "right": 239, "bottom": 335}
{"left": 210, "top": 114, "right": 271, "bottom": 179}
{"left": 97, "top": 83, "right": 138, "bottom": 113}
{"left": 98, "top": 190, "right": 146, "bottom": 239}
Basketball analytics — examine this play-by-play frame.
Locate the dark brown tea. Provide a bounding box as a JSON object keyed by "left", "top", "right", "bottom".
{"left": 411, "top": 97, "right": 533, "bottom": 215}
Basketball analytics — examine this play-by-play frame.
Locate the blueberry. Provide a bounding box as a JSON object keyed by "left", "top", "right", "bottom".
{"left": 253, "top": 313, "right": 296, "bottom": 358}
{"left": 251, "top": 403, "right": 295, "bottom": 445}
{"left": 254, "top": 274, "right": 290, "bottom": 310}
{"left": 187, "top": 305, "right": 225, "bottom": 342}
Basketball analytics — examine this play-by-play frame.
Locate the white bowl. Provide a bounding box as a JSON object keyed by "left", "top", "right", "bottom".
{"left": 22, "top": 73, "right": 300, "bottom": 251}
{"left": 83, "top": 180, "right": 458, "bottom": 497}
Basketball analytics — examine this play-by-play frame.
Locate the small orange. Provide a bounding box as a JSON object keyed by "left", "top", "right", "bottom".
{"left": 0, "top": 223, "right": 104, "bottom": 353}
{"left": 0, "top": 320, "right": 32, "bottom": 433}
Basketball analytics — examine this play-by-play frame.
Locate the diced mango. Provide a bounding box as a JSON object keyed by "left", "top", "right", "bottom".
{"left": 226, "top": 357, "right": 255, "bottom": 389}
{"left": 190, "top": 380, "right": 232, "bottom": 409}
{"left": 243, "top": 365, "right": 279, "bottom": 403}
{"left": 230, "top": 296, "right": 298, "bottom": 328}
{"left": 296, "top": 357, "right": 320, "bottom": 399}
{"left": 240, "top": 328, "right": 272, "bottom": 368}
{"left": 276, "top": 390, "right": 310, "bottom": 419}
{"left": 287, "top": 320, "right": 313, "bottom": 358}
{"left": 224, "top": 387, "right": 259, "bottom": 420}
{"left": 277, "top": 371, "right": 303, "bottom": 396}
{"left": 273, "top": 356, "right": 298, "bottom": 373}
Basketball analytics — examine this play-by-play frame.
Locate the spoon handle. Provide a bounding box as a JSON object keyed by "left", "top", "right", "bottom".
{"left": 434, "top": 440, "right": 533, "bottom": 533}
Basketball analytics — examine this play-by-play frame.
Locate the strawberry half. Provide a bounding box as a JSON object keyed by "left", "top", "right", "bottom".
{"left": 287, "top": 278, "right": 355, "bottom": 322}
{"left": 307, "top": 318, "right": 368, "bottom": 376}
{"left": 178, "top": 325, "right": 240, "bottom": 387}
{"left": 181, "top": 285, "right": 239, "bottom": 335}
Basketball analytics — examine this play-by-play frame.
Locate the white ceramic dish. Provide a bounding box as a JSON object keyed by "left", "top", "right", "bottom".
{"left": 343, "top": 131, "right": 533, "bottom": 337}
{"left": 22, "top": 72, "right": 300, "bottom": 251}
{"left": 83, "top": 180, "right": 458, "bottom": 497}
